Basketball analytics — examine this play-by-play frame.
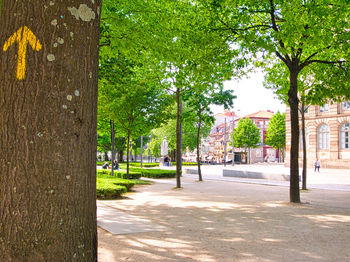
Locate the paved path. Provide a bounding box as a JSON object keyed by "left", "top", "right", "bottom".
{"left": 97, "top": 163, "right": 350, "bottom": 238}
{"left": 97, "top": 202, "right": 165, "bottom": 235}
{"left": 183, "top": 163, "right": 350, "bottom": 191}
{"left": 98, "top": 174, "right": 350, "bottom": 262}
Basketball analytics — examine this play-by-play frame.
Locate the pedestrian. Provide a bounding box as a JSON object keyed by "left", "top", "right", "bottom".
{"left": 164, "top": 155, "right": 170, "bottom": 166}
{"left": 113, "top": 159, "right": 119, "bottom": 170}
{"left": 314, "top": 158, "right": 320, "bottom": 172}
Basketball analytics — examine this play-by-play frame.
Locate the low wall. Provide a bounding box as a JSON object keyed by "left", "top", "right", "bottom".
{"left": 223, "top": 169, "right": 291, "bottom": 181}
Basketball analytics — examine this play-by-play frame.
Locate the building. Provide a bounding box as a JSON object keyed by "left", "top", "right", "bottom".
{"left": 204, "top": 110, "right": 278, "bottom": 164}
{"left": 285, "top": 101, "right": 350, "bottom": 169}
{"left": 240, "top": 110, "right": 278, "bottom": 163}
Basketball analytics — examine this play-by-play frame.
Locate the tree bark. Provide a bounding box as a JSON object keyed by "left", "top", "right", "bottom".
{"left": 288, "top": 69, "right": 301, "bottom": 203}
{"left": 175, "top": 87, "right": 182, "bottom": 188}
{"left": 0, "top": 1, "right": 101, "bottom": 261}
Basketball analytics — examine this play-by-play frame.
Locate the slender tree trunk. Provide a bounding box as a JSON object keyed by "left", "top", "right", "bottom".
{"left": 301, "top": 100, "right": 307, "bottom": 190}
{"left": 288, "top": 69, "right": 301, "bottom": 203}
{"left": 196, "top": 110, "right": 203, "bottom": 181}
{"left": 141, "top": 136, "right": 143, "bottom": 168}
{"left": 119, "top": 149, "right": 124, "bottom": 162}
{"left": 0, "top": 1, "right": 101, "bottom": 260}
{"left": 127, "top": 130, "right": 131, "bottom": 178}
{"left": 175, "top": 87, "right": 182, "bottom": 188}
{"left": 110, "top": 120, "right": 115, "bottom": 176}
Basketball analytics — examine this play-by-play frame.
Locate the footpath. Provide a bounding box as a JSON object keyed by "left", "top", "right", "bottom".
{"left": 182, "top": 163, "right": 350, "bottom": 191}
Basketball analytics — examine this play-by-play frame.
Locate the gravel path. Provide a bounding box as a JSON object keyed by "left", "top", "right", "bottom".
{"left": 98, "top": 175, "right": 350, "bottom": 262}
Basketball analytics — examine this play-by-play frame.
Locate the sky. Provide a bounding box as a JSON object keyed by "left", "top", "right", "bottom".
{"left": 211, "top": 70, "right": 286, "bottom": 117}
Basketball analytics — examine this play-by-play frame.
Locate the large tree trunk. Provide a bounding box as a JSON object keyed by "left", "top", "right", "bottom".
{"left": 288, "top": 69, "right": 301, "bottom": 203}
{"left": 301, "top": 100, "right": 307, "bottom": 190}
{"left": 175, "top": 87, "right": 182, "bottom": 188}
{"left": 0, "top": 1, "right": 101, "bottom": 261}
{"left": 196, "top": 110, "right": 203, "bottom": 181}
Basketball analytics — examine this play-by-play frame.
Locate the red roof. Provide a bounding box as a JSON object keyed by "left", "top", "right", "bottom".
{"left": 244, "top": 110, "right": 274, "bottom": 119}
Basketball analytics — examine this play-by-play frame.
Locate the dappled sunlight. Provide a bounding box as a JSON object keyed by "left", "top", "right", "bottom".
{"left": 305, "top": 214, "right": 350, "bottom": 223}
{"left": 99, "top": 177, "right": 350, "bottom": 261}
{"left": 219, "top": 237, "right": 246, "bottom": 243}
{"left": 261, "top": 238, "right": 285, "bottom": 243}
{"left": 262, "top": 201, "right": 289, "bottom": 208}
{"left": 139, "top": 238, "right": 193, "bottom": 249}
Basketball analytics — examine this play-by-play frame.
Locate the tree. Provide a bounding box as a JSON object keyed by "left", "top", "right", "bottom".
{"left": 0, "top": 1, "right": 101, "bottom": 260}
{"left": 233, "top": 118, "right": 261, "bottom": 164}
{"left": 265, "top": 112, "right": 286, "bottom": 162}
{"left": 98, "top": 55, "right": 172, "bottom": 176}
{"left": 264, "top": 62, "right": 329, "bottom": 190}
{"left": 185, "top": 86, "right": 235, "bottom": 181}
{"left": 202, "top": 0, "right": 350, "bottom": 202}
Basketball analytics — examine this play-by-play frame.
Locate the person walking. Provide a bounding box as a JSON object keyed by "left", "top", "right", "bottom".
{"left": 314, "top": 158, "right": 320, "bottom": 172}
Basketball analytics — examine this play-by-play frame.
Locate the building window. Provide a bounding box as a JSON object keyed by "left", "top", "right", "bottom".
{"left": 318, "top": 124, "right": 329, "bottom": 150}
{"left": 341, "top": 101, "right": 350, "bottom": 110}
{"left": 300, "top": 127, "right": 309, "bottom": 150}
{"left": 340, "top": 123, "right": 350, "bottom": 149}
{"left": 319, "top": 104, "right": 329, "bottom": 113}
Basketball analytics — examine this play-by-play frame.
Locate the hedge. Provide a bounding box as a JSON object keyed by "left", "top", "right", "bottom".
{"left": 114, "top": 171, "right": 141, "bottom": 180}
{"left": 96, "top": 172, "right": 136, "bottom": 199}
{"left": 120, "top": 162, "right": 159, "bottom": 168}
{"left": 96, "top": 182, "right": 127, "bottom": 199}
{"left": 131, "top": 168, "right": 176, "bottom": 178}
{"left": 172, "top": 162, "right": 198, "bottom": 166}
{"left": 97, "top": 169, "right": 142, "bottom": 179}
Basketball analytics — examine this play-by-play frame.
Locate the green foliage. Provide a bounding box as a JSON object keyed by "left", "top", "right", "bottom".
{"left": 173, "top": 162, "right": 198, "bottom": 166}
{"left": 130, "top": 168, "right": 176, "bottom": 179}
{"left": 96, "top": 172, "right": 136, "bottom": 199}
{"left": 97, "top": 168, "right": 141, "bottom": 179}
{"left": 265, "top": 112, "right": 286, "bottom": 151}
{"left": 233, "top": 118, "right": 261, "bottom": 150}
{"left": 124, "top": 162, "right": 159, "bottom": 168}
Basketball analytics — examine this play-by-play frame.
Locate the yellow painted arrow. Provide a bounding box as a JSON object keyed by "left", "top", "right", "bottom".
{"left": 3, "top": 26, "right": 42, "bottom": 80}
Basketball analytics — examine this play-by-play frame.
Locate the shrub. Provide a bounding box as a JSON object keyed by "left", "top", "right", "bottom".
{"left": 114, "top": 171, "right": 142, "bottom": 180}
{"left": 96, "top": 181, "right": 127, "bottom": 199}
{"left": 174, "top": 162, "right": 198, "bottom": 166}
{"left": 113, "top": 178, "right": 136, "bottom": 191}
{"left": 97, "top": 169, "right": 141, "bottom": 179}
{"left": 120, "top": 162, "right": 159, "bottom": 168}
{"left": 131, "top": 168, "right": 176, "bottom": 178}
{"left": 96, "top": 171, "right": 137, "bottom": 199}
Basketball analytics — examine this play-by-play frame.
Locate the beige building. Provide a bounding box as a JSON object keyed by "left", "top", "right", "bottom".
{"left": 206, "top": 110, "right": 278, "bottom": 164}
{"left": 285, "top": 101, "right": 350, "bottom": 169}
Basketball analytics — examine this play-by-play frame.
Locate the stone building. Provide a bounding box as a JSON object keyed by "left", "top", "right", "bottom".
{"left": 205, "top": 110, "right": 278, "bottom": 164}
{"left": 285, "top": 101, "right": 350, "bottom": 169}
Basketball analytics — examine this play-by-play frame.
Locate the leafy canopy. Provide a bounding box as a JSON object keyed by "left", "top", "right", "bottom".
{"left": 233, "top": 118, "right": 261, "bottom": 150}
{"left": 265, "top": 112, "right": 286, "bottom": 150}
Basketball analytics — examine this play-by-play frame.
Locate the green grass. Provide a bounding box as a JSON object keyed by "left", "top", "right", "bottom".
{"left": 97, "top": 171, "right": 135, "bottom": 199}
{"left": 96, "top": 169, "right": 152, "bottom": 199}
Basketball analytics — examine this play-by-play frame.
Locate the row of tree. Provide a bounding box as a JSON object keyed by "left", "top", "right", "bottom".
{"left": 232, "top": 112, "right": 286, "bottom": 164}
{"left": 1, "top": 1, "right": 349, "bottom": 260}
